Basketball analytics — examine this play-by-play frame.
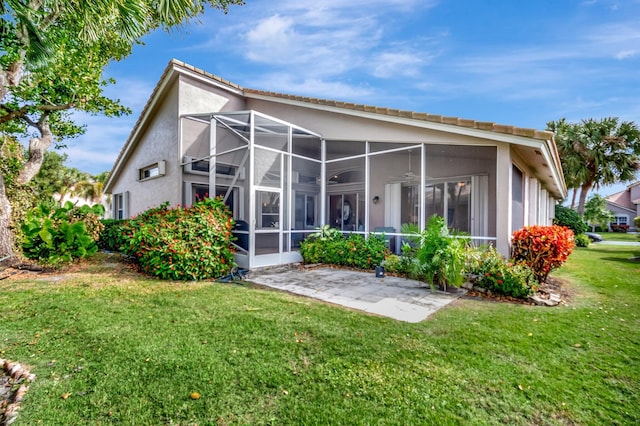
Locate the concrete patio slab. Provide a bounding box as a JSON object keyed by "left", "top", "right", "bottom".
{"left": 248, "top": 266, "right": 464, "bottom": 323}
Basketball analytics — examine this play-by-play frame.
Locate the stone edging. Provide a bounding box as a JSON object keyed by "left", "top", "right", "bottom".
{"left": 1, "top": 359, "right": 36, "bottom": 426}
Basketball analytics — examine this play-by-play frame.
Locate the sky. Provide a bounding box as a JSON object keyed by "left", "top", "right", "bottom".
{"left": 65, "top": 0, "right": 640, "bottom": 197}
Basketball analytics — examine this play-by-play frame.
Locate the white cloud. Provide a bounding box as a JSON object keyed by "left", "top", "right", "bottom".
{"left": 250, "top": 73, "right": 374, "bottom": 100}
{"left": 615, "top": 50, "right": 637, "bottom": 59}
{"left": 371, "top": 51, "right": 426, "bottom": 78}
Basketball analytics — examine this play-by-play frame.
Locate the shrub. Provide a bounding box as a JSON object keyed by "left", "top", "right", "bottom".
{"left": 66, "top": 204, "right": 106, "bottom": 241}
{"left": 468, "top": 246, "right": 538, "bottom": 299}
{"left": 98, "top": 219, "right": 130, "bottom": 251}
{"left": 415, "top": 215, "right": 469, "bottom": 289}
{"left": 634, "top": 216, "right": 640, "bottom": 228}
{"left": 382, "top": 254, "right": 402, "bottom": 274}
{"left": 300, "top": 231, "right": 388, "bottom": 270}
{"left": 121, "top": 198, "right": 236, "bottom": 280}
{"left": 20, "top": 202, "right": 104, "bottom": 266}
{"left": 610, "top": 224, "right": 628, "bottom": 233}
{"left": 554, "top": 205, "right": 588, "bottom": 235}
{"left": 511, "top": 225, "right": 575, "bottom": 283}
{"left": 574, "top": 233, "right": 590, "bottom": 248}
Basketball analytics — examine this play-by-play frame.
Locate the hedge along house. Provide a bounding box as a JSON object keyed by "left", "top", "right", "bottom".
{"left": 105, "top": 60, "right": 567, "bottom": 269}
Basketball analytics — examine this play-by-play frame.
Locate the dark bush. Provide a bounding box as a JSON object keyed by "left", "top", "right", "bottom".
{"left": 554, "top": 205, "right": 588, "bottom": 235}
{"left": 98, "top": 219, "right": 130, "bottom": 251}
{"left": 121, "top": 198, "right": 236, "bottom": 280}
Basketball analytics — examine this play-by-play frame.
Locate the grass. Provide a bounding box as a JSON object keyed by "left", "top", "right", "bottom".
{"left": 1, "top": 247, "right": 639, "bottom": 425}
{"left": 598, "top": 231, "right": 639, "bottom": 242}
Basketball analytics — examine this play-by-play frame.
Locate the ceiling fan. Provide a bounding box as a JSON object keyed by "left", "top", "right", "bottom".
{"left": 390, "top": 150, "right": 421, "bottom": 183}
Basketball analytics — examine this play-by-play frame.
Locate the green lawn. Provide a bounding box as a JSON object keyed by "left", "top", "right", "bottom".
{"left": 1, "top": 247, "right": 639, "bottom": 425}
{"left": 598, "top": 231, "right": 640, "bottom": 242}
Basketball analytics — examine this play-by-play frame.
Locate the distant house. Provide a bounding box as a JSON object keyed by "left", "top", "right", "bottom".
{"left": 104, "top": 59, "right": 567, "bottom": 269}
{"left": 604, "top": 182, "right": 640, "bottom": 231}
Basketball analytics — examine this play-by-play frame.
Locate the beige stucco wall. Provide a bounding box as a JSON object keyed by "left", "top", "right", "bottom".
{"left": 178, "top": 75, "right": 246, "bottom": 115}
{"left": 247, "top": 98, "right": 500, "bottom": 145}
{"left": 109, "top": 81, "right": 181, "bottom": 216}
{"left": 630, "top": 185, "right": 640, "bottom": 217}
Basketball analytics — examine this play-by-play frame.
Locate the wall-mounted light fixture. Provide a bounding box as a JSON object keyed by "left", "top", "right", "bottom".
{"left": 372, "top": 196, "right": 380, "bottom": 204}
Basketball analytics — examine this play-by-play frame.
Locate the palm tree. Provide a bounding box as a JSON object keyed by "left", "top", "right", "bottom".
{"left": 547, "top": 118, "right": 640, "bottom": 216}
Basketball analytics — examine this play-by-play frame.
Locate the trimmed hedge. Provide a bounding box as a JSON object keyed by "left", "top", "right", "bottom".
{"left": 300, "top": 232, "right": 388, "bottom": 270}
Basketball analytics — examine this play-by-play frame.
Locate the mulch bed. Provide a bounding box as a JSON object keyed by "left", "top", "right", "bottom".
{"left": 464, "top": 276, "right": 572, "bottom": 306}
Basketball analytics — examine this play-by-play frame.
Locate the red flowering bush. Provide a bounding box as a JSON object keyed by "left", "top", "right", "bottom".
{"left": 121, "top": 198, "right": 236, "bottom": 280}
{"left": 511, "top": 225, "right": 574, "bottom": 283}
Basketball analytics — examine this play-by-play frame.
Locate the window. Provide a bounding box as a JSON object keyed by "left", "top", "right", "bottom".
{"left": 424, "top": 179, "right": 472, "bottom": 233}
{"left": 113, "top": 192, "right": 128, "bottom": 219}
{"left": 511, "top": 165, "right": 524, "bottom": 232}
{"left": 190, "top": 183, "right": 236, "bottom": 216}
{"left": 183, "top": 157, "right": 244, "bottom": 179}
{"left": 613, "top": 215, "right": 628, "bottom": 225}
{"left": 139, "top": 161, "right": 165, "bottom": 181}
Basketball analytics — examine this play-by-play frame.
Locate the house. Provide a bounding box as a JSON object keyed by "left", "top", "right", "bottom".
{"left": 604, "top": 182, "right": 640, "bottom": 231}
{"left": 104, "top": 59, "right": 567, "bottom": 269}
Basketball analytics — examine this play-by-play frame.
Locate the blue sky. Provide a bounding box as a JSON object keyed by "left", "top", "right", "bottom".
{"left": 66, "top": 0, "right": 640, "bottom": 197}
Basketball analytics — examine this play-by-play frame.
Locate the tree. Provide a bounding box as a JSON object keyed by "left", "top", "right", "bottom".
{"left": 0, "top": 0, "right": 244, "bottom": 260}
{"left": 583, "top": 194, "right": 614, "bottom": 232}
{"left": 547, "top": 118, "right": 640, "bottom": 216}
{"left": 31, "top": 151, "right": 90, "bottom": 204}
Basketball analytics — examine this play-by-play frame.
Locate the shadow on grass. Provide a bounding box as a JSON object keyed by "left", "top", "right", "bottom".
{"left": 585, "top": 246, "right": 640, "bottom": 266}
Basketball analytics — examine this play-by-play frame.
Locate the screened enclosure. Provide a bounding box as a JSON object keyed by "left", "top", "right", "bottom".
{"left": 180, "top": 110, "right": 497, "bottom": 268}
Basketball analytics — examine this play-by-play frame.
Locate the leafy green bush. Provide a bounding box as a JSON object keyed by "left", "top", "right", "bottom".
{"left": 20, "top": 202, "right": 104, "bottom": 266}
{"left": 574, "top": 233, "right": 590, "bottom": 248}
{"left": 300, "top": 231, "right": 388, "bottom": 270}
{"left": 382, "top": 254, "right": 402, "bottom": 273}
{"left": 468, "top": 246, "right": 538, "bottom": 298}
{"left": 634, "top": 216, "right": 640, "bottom": 228}
{"left": 554, "top": 205, "right": 587, "bottom": 235}
{"left": 98, "top": 219, "right": 130, "bottom": 251}
{"left": 415, "top": 215, "right": 469, "bottom": 289}
{"left": 120, "top": 198, "right": 236, "bottom": 280}
{"left": 512, "top": 225, "right": 575, "bottom": 283}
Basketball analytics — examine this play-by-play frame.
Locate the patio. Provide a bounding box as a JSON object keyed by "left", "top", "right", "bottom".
{"left": 248, "top": 266, "right": 465, "bottom": 323}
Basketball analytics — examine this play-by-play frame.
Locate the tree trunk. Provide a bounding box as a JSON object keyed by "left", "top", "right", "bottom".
{"left": 1, "top": 119, "right": 52, "bottom": 260}
{"left": 17, "top": 125, "right": 52, "bottom": 185}
{"left": 0, "top": 172, "right": 16, "bottom": 260}
{"left": 570, "top": 188, "right": 578, "bottom": 209}
{"left": 577, "top": 182, "right": 593, "bottom": 217}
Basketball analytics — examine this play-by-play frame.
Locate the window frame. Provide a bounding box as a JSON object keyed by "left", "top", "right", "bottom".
{"left": 138, "top": 161, "right": 165, "bottom": 181}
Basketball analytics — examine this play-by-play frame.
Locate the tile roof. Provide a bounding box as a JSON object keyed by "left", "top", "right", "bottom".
{"left": 243, "top": 88, "right": 555, "bottom": 142}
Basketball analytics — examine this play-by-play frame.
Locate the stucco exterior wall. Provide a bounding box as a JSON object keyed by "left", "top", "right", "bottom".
{"left": 630, "top": 184, "right": 640, "bottom": 216}
{"left": 109, "top": 81, "right": 181, "bottom": 217}
{"left": 246, "top": 98, "right": 499, "bottom": 145}
{"left": 178, "top": 75, "right": 246, "bottom": 115}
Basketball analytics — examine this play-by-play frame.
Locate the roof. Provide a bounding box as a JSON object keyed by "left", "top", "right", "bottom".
{"left": 106, "top": 59, "right": 565, "bottom": 196}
